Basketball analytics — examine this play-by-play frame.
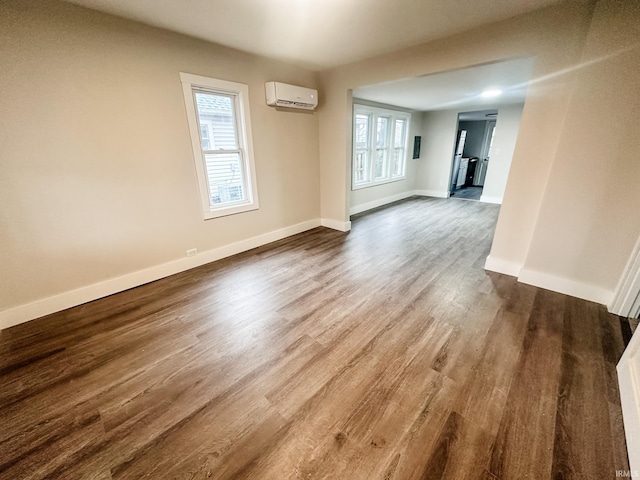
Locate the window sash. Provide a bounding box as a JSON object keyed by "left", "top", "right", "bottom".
{"left": 374, "top": 148, "right": 389, "bottom": 180}
{"left": 193, "top": 89, "right": 240, "bottom": 151}
{"left": 192, "top": 90, "right": 249, "bottom": 208}
{"left": 203, "top": 151, "right": 248, "bottom": 207}
{"left": 392, "top": 147, "right": 405, "bottom": 177}
{"left": 354, "top": 149, "right": 370, "bottom": 184}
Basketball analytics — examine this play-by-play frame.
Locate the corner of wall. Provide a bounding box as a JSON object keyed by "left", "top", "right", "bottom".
{"left": 484, "top": 255, "right": 522, "bottom": 277}
{"left": 479, "top": 195, "right": 502, "bottom": 204}
{"left": 320, "top": 218, "right": 352, "bottom": 232}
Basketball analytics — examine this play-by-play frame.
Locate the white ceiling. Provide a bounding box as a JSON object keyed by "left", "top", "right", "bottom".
{"left": 353, "top": 57, "right": 535, "bottom": 112}
{"left": 64, "top": 0, "right": 565, "bottom": 71}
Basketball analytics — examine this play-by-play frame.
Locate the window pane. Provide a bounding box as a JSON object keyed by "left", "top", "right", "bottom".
{"left": 392, "top": 149, "right": 404, "bottom": 176}
{"left": 355, "top": 150, "right": 369, "bottom": 183}
{"left": 394, "top": 119, "right": 406, "bottom": 148}
{"left": 204, "top": 152, "right": 245, "bottom": 205}
{"left": 392, "top": 119, "right": 407, "bottom": 177}
{"left": 200, "top": 125, "right": 211, "bottom": 150}
{"left": 195, "top": 92, "right": 238, "bottom": 150}
{"left": 375, "top": 149, "right": 387, "bottom": 179}
{"left": 355, "top": 114, "right": 370, "bottom": 149}
{"left": 376, "top": 117, "right": 389, "bottom": 148}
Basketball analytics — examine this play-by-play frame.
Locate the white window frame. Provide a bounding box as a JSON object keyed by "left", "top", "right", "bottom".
{"left": 180, "top": 72, "right": 259, "bottom": 219}
{"left": 352, "top": 104, "right": 410, "bottom": 190}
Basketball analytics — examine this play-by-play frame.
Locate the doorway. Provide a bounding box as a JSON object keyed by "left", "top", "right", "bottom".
{"left": 449, "top": 110, "right": 498, "bottom": 201}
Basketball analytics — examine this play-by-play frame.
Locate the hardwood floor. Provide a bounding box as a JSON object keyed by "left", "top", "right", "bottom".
{"left": 0, "top": 197, "right": 630, "bottom": 479}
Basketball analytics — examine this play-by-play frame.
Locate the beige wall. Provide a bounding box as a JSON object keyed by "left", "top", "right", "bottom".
{"left": 520, "top": 0, "right": 640, "bottom": 296}
{"left": 481, "top": 103, "right": 525, "bottom": 202}
{"left": 414, "top": 104, "right": 523, "bottom": 200}
{"left": 414, "top": 110, "right": 459, "bottom": 196}
{"left": 0, "top": 0, "right": 320, "bottom": 316}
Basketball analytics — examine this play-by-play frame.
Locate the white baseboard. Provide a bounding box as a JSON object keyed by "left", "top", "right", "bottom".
{"left": 617, "top": 332, "right": 640, "bottom": 476}
{"left": 484, "top": 255, "right": 522, "bottom": 277}
{"left": 349, "top": 188, "right": 451, "bottom": 217}
{"left": 484, "top": 256, "right": 615, "bottom": 306}
{"left": 414, "top": 189, "right": 449, "bottom": 198}
{"left": 0, "top": 219, "right": 322, "bottom": 330}
{"left": 320, "top": 218, "right": 352, "bottom": 232}
{"left": 350, "top": 191, "right": 416, "bottom": 215}
{"left": 518, "top": 268, "right": 613, "bottom": 305}
{"left": 479, "top": 194, "right": 503, "bottom": 204}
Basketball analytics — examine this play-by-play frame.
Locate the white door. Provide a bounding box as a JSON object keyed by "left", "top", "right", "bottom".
{"left": 456, "top": 130, "right": 467, "bottom": 155}
{"left": 618, "top": 331, "right": 640, "bottom": 474}
{"left": 610, "top": 235, "right": 640, "bottom": 319}
{"left": 450, "top": 130, "right": 467, "bottom": 193}
{"left": 614, "top": 235, "right": 640, "bottom": 475}
{"left": 475, "top": 120, "right": 496, "bottom": 186}
{"left": 457, "top": 157, "right": 469, "bottom": 188}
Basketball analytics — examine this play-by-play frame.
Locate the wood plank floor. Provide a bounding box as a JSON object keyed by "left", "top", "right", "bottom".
{"left": 0, "top": 197, "right": 630, "bottom": 479}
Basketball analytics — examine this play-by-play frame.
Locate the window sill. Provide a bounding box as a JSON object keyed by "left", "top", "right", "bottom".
{"left": 203, "top": 202, "right": 259, "bottom": 220}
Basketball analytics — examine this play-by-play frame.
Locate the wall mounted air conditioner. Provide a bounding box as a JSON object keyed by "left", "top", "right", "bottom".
{"left": 265, "top": 82, "right": 318, "bottom": 110}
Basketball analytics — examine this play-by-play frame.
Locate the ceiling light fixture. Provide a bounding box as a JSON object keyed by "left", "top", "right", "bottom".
{"left": 481, "top": 89, "right": 503, "bottom": 98}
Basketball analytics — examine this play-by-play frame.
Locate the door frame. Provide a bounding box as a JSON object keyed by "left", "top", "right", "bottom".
{"left": 610, "top": 234, "right": 640, "bottom": 318}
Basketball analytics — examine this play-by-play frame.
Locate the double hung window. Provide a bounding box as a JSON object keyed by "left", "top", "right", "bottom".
{"left": 180, "top": 73, "right": 259, "bottom": 219}
{"left": 352, "top": 105, "right": 409, "bottom": 189}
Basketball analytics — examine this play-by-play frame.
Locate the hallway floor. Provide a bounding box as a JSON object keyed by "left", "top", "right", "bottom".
{"left": 451, "top": 186, "right": 483, "bottom": 200}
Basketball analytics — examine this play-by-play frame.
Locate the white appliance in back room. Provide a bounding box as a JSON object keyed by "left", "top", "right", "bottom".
{"left": 450, "top": 130, "right": 467, "bottom": 194}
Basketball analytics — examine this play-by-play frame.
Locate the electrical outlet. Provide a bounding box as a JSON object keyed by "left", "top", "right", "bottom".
{"left": 186, "top": 248, "right": 197, "bottom": 257}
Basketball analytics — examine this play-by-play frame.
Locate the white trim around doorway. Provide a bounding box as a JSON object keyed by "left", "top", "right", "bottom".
{"left": 609, "top": 235, "right": 640, "bottom": 318}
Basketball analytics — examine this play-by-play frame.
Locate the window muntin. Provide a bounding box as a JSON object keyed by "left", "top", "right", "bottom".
{"left": 352, "top": 105, "right": 410, "bottom": 190}
{"left": 180, "top": 73, "right": 259, "bottom": 219}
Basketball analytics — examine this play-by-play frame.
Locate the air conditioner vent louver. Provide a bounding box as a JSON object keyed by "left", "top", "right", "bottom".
{"left": 265, "top": 82, "right": 318, "bottom": 111}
